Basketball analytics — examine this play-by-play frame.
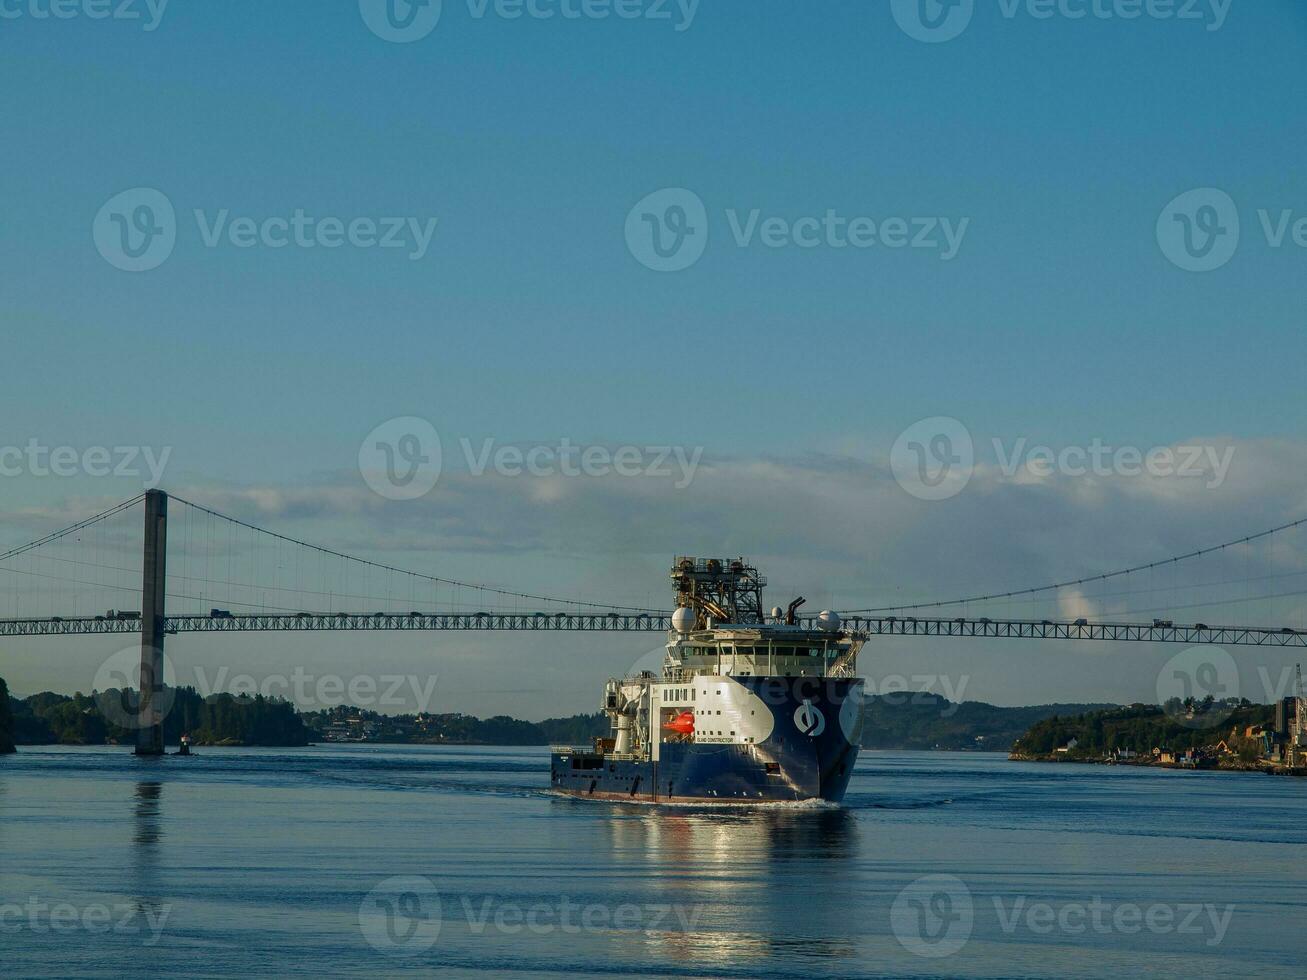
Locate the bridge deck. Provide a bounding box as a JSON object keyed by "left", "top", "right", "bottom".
{"left": 0, "top": 613, "right": 1303, "bottom": 646}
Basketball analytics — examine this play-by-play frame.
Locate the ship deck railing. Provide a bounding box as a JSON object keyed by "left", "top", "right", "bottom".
{"left": 655, "top": 664, "right": 858, "bottom": 682}
{"left": 550, "top": 746, "right": 649, "bottom": 762}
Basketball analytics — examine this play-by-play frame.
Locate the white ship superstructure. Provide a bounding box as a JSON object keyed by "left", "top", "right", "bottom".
{"left": 551, "top": 558, "right": 867, "bottom": 803}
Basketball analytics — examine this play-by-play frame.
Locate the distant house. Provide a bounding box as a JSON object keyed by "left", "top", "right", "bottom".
{"left": 1055, "top": 738, "right": 1079, "bottom": 754}
{"left": 1110, "top": 748, "right": 1137, "bottom": 760}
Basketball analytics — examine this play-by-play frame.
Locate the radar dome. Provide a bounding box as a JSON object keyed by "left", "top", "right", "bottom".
{"left": 770, "top": 606, "right": 783, "bottom": 621}
{"left": 671, "top": 607, "right": 697, "bottom": 633}
{"left": 816, "top": 610, "right": 842, "bottom": 632}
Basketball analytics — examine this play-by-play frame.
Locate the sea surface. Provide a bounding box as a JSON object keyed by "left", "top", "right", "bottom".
{"left": 1, "top": 745, "right": 1303, "bottom": 979}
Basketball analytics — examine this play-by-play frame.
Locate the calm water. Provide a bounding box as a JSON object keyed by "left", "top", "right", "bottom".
{"left": 1, "top": 745, "right": 1303, "bottom": 979}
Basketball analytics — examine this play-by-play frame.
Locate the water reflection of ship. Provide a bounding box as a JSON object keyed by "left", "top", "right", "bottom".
{"left": 635, "top": 807, "right": 858, "bottom": 860}
{"left": 599, "top": 808, "right": 861, "bottom": 966}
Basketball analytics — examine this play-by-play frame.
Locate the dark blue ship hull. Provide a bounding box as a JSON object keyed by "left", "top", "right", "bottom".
{"left": 550, "top": 677, "right": 863, "bottom": 804}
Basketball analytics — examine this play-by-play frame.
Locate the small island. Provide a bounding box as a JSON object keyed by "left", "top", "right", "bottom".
{"left": 6, "top": 684, "right": 311, "bottom": 748}
{"left": 1010, "top": 699, "right": 1305, "bottom": 774}
{"left": 0, "top": 676, "right": 609, "bottom": 750}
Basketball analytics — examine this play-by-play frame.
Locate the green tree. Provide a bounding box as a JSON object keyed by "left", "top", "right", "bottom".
{"left": 0, "top": 677, "right": 16, "bottom": 754}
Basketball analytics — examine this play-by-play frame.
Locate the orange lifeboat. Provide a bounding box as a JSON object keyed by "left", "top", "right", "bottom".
{"left": 662, "top": 710, "right": 695, "bottom": 735}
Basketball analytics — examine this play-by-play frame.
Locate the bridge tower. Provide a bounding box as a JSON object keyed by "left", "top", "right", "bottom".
{"left": 135, "top": 489, "right": 168, "bottom": 756}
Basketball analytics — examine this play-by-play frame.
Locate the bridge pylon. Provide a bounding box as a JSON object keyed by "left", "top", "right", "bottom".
{"left": 135, "top": 489, "right": 168, "bottom": 756}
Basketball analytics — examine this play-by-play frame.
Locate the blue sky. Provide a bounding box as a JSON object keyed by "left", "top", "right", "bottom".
{"left": 1, "top": 1, "right": 1306, "bottom": 715}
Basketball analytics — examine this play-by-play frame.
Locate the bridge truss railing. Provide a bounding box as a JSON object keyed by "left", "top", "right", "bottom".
{"left": 2, "top": 613, "right": 1304, "bottom": 646}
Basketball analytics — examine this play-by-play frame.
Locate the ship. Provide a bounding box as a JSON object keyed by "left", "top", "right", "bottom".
{"left": 550, "top": 557, "right": 867, "bottom": 804}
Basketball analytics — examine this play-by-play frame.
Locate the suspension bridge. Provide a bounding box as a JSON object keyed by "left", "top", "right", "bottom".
{"left": 1, "top": 489, "right": 1305, "bottom": 754}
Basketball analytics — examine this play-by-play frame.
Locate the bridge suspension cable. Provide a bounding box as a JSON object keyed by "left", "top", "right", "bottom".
{"left": 0, "top": 493, "right": 146, "bottom": 566}
{"left": 167, "top": 493, "right": 663, "bottom": 613}
{"left": 840, "top": 514, "right": 1307, "bottom": 614}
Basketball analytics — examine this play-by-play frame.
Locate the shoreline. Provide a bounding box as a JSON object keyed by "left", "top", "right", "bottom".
{"left": 1010, "top": 753, "right": 1307, "bottom": 777}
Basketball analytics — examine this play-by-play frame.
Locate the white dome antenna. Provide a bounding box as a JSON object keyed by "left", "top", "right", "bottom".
{"left": 671, "top": 606, "right": 696, "bottom": 634}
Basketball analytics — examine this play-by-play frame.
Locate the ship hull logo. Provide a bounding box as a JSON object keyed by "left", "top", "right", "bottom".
{"left": 794, "top": 699, "right": 826, "bottom": 737}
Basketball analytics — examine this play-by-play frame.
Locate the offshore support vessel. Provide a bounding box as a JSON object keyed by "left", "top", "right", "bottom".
{"left": 550, "top": 558, "right": 867, "bottom": 804}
